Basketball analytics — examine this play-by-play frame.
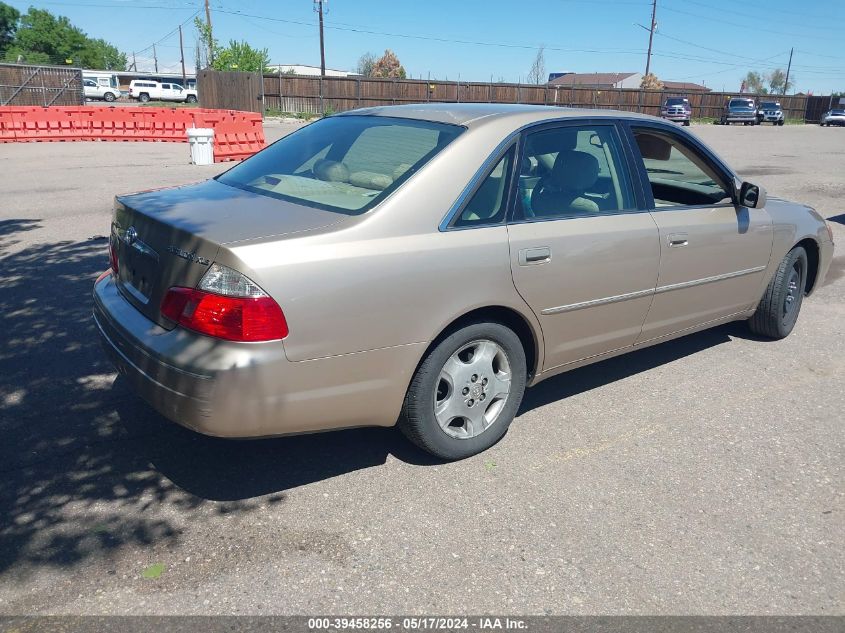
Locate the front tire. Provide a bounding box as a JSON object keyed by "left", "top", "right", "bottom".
{"left": 748, "top": 246, "right": 808, "bottom": 339}
{"left": 399, "top": 321, "right": 527, "bottom": 460}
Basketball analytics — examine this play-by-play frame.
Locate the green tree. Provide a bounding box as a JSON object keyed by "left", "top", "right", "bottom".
{"left": 371, "top": 49, "right": 406, "bottom": 79}
{"left": 0, "top": 1, "right": 19, "bottom": 58}
{"left": 212, "top": 40, "right": 270, "bottom": 72}
{"left": 80, "top": 37, "right": 126, "bottom": 70}
{"left": 3, "top": 6, "right": 125, "bottom": 69}
{"left": 743, "top": 71, "right": 767, "bottom": 94}
{"left": 767, "top": 68, "right": 795, "bottom": 95}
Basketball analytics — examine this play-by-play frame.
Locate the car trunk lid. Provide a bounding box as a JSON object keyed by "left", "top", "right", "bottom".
{"left": 112, "top": 179, "right": 344, "bottom": 328}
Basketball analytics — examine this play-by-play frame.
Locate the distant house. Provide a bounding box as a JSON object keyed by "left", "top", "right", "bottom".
{"left": 662, "top": 80, "right": 711, "bottom": 93}
{"left": 267, "top": 64, "right": 354, "bottom": 77}
{"left": 548, "top": 72, "right": 643, "bottom": 89}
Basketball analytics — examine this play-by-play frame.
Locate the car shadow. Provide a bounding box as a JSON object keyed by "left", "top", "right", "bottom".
{"left": 519, "top": 321, "right": 750, "bottom": 414}
{"left": 0, "top": 216, "right": 757, "bottom": 575}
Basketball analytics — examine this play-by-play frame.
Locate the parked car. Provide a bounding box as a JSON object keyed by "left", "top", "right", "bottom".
{"left": 820, "top": 109, "right": 845, "bottom": 127}
{"left": 720, "top": 97, "right": 758, "bottom": 125}
{"left": 660, "top": 96, "right": 691, "bottom": 126}
{"left": 83, "top": 78, "right": 121, "bottom": 102}
{"left": 757, "top": 101, "right": 784, "bottom": 125}
{"left": 128, "top": 80, "right": 198, "bottom": 103}
{"left": 93, "top": 104, "right": 834, "bottom": 459}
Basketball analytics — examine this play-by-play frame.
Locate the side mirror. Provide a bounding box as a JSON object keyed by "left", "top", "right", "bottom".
{"left": 739, "top": 181, "right": 766, "bottom": 209}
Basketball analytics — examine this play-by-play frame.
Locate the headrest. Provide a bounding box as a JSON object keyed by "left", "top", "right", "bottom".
{"left": 551, "top": 151, "right": 599, "bottom": 191}
{"left": 313, "top": 159, "right": 350, "bottom": 182}
{"left": 635, "top": 133, "right": 672, "bottom": 161}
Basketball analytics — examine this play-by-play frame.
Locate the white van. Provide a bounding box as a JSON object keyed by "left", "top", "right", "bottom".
{"left": 128, "top": 80, "right": 198, "bottom": 103}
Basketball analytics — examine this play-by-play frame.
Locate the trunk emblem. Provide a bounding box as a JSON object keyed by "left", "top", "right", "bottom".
{"left": 167, "top": 245, "right": 210, "bottom": 266}
{"left": 123, "top": 226, "right": 138, "bottom": 246}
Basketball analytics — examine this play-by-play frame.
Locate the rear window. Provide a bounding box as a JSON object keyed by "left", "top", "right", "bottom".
{"left": 218, "top": 115, "right": 464, "bottom": 214}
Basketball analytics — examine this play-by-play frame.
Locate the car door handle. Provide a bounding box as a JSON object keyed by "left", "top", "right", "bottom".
{"left": 519, "top": 246, "right": 552, "bottom": 265}
{"left": 667, "top": 233, "right": 689, "bottom": 248}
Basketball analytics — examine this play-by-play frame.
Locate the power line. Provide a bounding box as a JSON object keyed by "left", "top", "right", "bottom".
{"left": 213, "top": 8, "right": 647, "bottom": 56}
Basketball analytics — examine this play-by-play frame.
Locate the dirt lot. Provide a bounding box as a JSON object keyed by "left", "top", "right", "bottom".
{"left": 0, "top": 121, "right": 843, "bottom": 615}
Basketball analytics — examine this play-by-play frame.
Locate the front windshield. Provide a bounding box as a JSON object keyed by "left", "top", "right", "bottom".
{"left": 218, "top": 115, "right": 464, "bottom": 214}
{"left": 760, "top": 102, "right": 780, "bottom": 109}
{"left": 729, "top": 99, "right": 753, "bottom": 108}
{"left": 666, "top": 98, "right": 687, "bottom": 106}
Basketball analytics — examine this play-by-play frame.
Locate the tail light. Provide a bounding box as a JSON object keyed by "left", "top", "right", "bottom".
{"left": 160, "top": 263, "right": 288, "bottom": 342}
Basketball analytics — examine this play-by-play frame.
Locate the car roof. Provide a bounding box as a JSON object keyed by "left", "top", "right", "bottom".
{"left": 336, "top": 103, "right": 659, "bottom": 128}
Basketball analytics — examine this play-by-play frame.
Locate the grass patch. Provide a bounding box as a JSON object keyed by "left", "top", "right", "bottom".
{"left": 141, "top": 563, "right": 165, "bottom": 579}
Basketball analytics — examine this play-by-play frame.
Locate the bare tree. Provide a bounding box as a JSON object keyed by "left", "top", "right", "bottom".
{"left": 356, "top": 52, "right": 376, "bottom": 77}
{"left": 527, "top": 45, "right": 546, "bottom": 85}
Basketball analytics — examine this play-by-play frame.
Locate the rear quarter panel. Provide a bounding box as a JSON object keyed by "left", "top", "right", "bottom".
{"left": 219, "top": 120, "right": 544, "bottom": 364}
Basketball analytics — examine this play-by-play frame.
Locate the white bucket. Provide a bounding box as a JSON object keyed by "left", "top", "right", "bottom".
{"left": 187, "top": 128, "right": 214, "bottom": 165}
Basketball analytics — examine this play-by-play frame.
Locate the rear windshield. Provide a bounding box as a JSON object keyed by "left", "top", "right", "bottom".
{"left": 729, "top": 99, "right": 754, "bottom": 108}
{"left": 218, "top": 115, "right": 464, "bottom": 214}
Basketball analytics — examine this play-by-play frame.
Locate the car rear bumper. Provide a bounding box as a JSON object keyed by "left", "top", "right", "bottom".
{"left": 93, "top": 272, "right": 420, "bottom": 437}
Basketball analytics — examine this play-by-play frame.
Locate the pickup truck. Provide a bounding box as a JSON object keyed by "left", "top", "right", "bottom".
{"left": 660, "top": 96, "right": 691, "bottom": 126}
{"left": 720, "top": 97, "right": 758, "bottom": 126}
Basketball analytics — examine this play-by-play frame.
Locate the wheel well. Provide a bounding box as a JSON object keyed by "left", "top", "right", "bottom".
{"left": 428, "top": 306, "right": 540, "bottom": 380}
{"left": 797, "top": 238, "right": 820, "bottom": 294}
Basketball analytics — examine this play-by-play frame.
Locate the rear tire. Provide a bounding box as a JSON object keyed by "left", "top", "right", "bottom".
{"left": 399, "top": 321, "right": 527, "bottom": 460}
{"left": 186, "top": 95, "right": 197, "bottom": 103}
{"left": 104, "top": 92, "right": 116, "bottom": 102}
{"left": 139, "top": 93, "right": 150, "bottom": 103}
{"left": 748, "top": 246, "right": 808, "bottom": 339}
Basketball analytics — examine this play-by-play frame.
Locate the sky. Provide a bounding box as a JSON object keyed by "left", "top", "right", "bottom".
{"left": 6, "top": 0, "right": 845, "bottom": 94}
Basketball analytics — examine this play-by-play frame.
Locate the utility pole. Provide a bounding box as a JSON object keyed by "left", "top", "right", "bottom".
{"left": 179, "top": 24, "right": 186, "bottom": 85}
{"left": 204, "top": 0, "right": 214, "bottom": 65}
{"left": 314, "top": 0, "right": 326, "bottom": 76}
{"left": 783, "top": 47, "right": 793, "bottom": 95}
{"left": 131, "top": 51, "right": 137, "bottom": 72}
{"left": 644, "top": 0, "right": 657, "bottom": 78}
{"left": 153, "top": 44, "right": 158, "bottom": 73}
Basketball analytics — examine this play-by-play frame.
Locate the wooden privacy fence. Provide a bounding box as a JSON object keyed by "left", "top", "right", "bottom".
{"left": 263, "top": 74, "right": 810, "bottom": 121}
{"left": 197, "top": 70, "right": 264, "bottom": 114}
{"left": 0, "top": 63, "right": 83, "bottom": 107}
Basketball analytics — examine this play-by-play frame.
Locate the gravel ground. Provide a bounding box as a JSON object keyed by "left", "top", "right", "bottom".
{"left": 0, "top": 120, "right": 842, "bottom": 615}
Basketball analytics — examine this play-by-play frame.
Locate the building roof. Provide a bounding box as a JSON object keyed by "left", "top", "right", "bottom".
{"left": 548, "top": 72, "right": 639, "bottom": 87}
{"left": 339, "top": 103, "right": 657, "bottom": 127}
{"left": 662, "top": 80, "right": 711, "bottom": 92}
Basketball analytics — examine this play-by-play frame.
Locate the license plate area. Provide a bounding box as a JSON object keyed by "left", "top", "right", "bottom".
{"left": 117, "top": 235, "right": 159, "bottom": 304}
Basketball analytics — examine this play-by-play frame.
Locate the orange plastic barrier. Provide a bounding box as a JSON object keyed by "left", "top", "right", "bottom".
{"left": 15, "top": 107, "right": 82, "bottom": 142}
{"left": 194, "top": 110, "right": 265, "bottom": 162}
{"left": 0, "top": 107, "right": 24, "bottom": 142}
{"left": 0, "top": 106, "right": 266, "bottom": 160}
